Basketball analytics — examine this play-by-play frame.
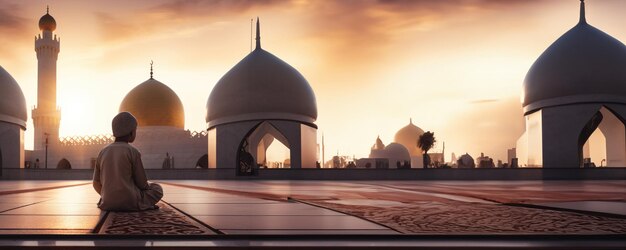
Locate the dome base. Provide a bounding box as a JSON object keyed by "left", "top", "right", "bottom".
{"left": 523, "top": 94, "right": 626, "bottom": 114}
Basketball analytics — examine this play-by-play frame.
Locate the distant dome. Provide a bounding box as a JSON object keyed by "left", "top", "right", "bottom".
{"left": 394, "top": 119, "right": 425, "bottom": 156}
{"left": 457, "top": 153, "right": 475, "bottom": 168}
{"left": 206, "top": 20, "right": 317, "bottom": 127}
{"left": 523, "top": 1, "right": 626, "bottom": 113}
{"left": 0, "top": 66, "right": 27, "bottom": 128}
{"left": 119, "top": 78, "right": 184, "bottom": 128}
{"left": 39, "top": 9, "right": 56, "bottom": 31}
{"left": 383, "top": 143, "right": 411, "bottom": 162}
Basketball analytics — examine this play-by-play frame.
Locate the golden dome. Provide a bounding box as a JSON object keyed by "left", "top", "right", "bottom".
{"left": 38, "top": 7, "right": 56, "bottom": 31}
{"left": 119, "top": 78, "right": 184, "bottom": 128}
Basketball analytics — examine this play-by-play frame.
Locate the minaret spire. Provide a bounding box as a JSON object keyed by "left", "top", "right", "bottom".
{"left": 255, "top": 17, "right": 261, "bottom": 50}
{"left": 579, "top": 0, "right": 586, "bottom": 24}
{"left": 34, "top": 5, "right": 61, "bottom": 151}
{"left": 150, "top": 60, "right": 154, "bottom": 79}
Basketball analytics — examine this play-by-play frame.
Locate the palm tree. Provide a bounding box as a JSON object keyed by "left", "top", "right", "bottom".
{"left": 418, "top": 131, "right": 436, "bottom": 168}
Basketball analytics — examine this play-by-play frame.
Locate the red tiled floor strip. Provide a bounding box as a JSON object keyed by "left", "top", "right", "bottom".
{"left": 0, "top": 182, "right": 90, "bottom": 196}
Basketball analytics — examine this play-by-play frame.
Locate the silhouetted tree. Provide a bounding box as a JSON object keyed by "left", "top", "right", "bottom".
{"left": 418, "top": 131, "right": 436, "bottom": 168}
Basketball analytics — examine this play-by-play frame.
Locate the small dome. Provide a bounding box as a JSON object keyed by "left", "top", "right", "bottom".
{"left": 523, "top": 1, "right": 626, "bottom": 113}
{"left": 383, "top": 143, "right": 411, "bottom": 162}
{"left": 206, "top": 20, "right": 316, "bottom": 127}
{"left": 394, "top": 119, "right": 425, "bottom": 156}
{"left": 39, "top": 9, "right": 56, "bottom": 31}
{"left": 119, "top": 78, "right": 184, "bottom": 128}
{"left": 0, "top": 66, "right": 27, "bottom": 129}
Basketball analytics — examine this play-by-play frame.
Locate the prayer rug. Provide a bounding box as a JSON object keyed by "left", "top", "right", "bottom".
{"left": 98, "top": 202, "right": 216, "bottom": 235}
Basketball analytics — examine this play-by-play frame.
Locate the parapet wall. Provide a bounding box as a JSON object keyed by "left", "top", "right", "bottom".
{"left": 1, "top": 168, "right": 625, "bottom": 180}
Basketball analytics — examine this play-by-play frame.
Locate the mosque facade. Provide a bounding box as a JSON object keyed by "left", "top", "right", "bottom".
{"left": 9, "top": 9, "right": 208, "bottom": 170}
{"left": 1, "top": 10, "right": 320, "bottom": 171}
{"left": 516, "top": 0, "right": 626, "bottom": 168}
{"left": 205, "top": 19, "right": 318, "bottom": 173}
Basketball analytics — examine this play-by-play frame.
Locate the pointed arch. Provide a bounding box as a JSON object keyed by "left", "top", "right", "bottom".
{"left": 597, "top": 106, "right": 626, "bottom": 167}
{"left": 196, "top": 154, "right": 208, "bottom": 169}
{"left": 236, "top": 121, "right": 265, "bottom": 175}
{"left": 579, "top": 106, "right": 626, "bottom": 167}
{"left": 237, "top": 121, "right": 293, "bottom": 172}
{"left": 57, "top": 158, "right": 71, "bottom": 169}
{"left": 263, "top": 134, "right": 291, "bottom": 168}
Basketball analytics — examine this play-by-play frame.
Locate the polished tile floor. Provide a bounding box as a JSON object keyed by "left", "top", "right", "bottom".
{"left": 0, "top": 180, "right": 624, "bottom": 235}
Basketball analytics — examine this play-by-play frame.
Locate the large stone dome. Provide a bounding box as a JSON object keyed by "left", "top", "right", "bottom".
{"left": 522, "top": 1, "right": 626, "bottom": 113}
{"left": 39, "top": 8, "right": 56, "bottom": 31}
{"left": 0, "top": 66, "right": 27, "bottom": 129}
{"left": 119, "top": 78, "right": 184, "bottom": 128}
{"left": 206, "top": 20, "right": 317, "bottom": 128}
{"left": 394, "top": 119, "right": 424, "bottom": 156}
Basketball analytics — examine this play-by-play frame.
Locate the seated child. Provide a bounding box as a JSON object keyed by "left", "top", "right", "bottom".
{"left": 93, "top": 112, "right": 163, "bottom": 211}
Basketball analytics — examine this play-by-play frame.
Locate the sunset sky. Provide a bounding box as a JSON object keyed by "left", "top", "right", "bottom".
{"left": 1, "top": 0, "right": 625, "bottom": 162}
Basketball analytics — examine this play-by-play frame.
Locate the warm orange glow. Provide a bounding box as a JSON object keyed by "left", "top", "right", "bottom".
{"left": 1, "top": 0, "right": 625, "bottom": 162}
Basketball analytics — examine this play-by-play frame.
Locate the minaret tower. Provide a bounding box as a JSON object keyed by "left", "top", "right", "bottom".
{"left": 32, "top": 6, "right": 61, "bottom": 150}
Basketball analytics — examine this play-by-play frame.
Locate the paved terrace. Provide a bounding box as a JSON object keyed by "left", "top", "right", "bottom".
{"left": 0, "top": 180, "right": 624, "bottom": 249}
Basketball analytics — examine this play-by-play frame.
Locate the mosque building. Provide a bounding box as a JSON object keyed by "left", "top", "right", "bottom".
{"left": 1, "top": 11, "right": 320, "bottom": 172}
{"left": 6, "top": 2, "right": 623, "bottom": 172}
{"left": 10, "top": 8, "right": 207, "bottom": 170}
{"left": 394, "top": 119, "right": 425, "bottom": 168}
{"left": 356, "top": 136, "right": 411, "bottom": 169}
{"left": 0, "top": 66, "right": 27, "bottom": 172}
{"left": 205, "top": 19, "right": 318, "bottom": 174}
{"left": 516, "top": 0, "right": 626, "bottom": 168}
{"left": 356, "top": 119, "right": 444, "bottom": 168}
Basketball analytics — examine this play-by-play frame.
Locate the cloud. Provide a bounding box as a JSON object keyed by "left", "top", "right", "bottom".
{"left": 94, "top": 0, "right": 546, "bottom": 45}
{"left": 0, "top": 4, "right": 32, "bottom": 62}
{"left": 289, "top": 0, "right": 548, "bottom": 71}
{"left": 0, "top": 5, "right": 28, "bottom": 32}
{"left": 470, "top": 99, "right": 499, "bottom": 104}
{"left": 96, "top": 0, "right": 287, "bottom": 43}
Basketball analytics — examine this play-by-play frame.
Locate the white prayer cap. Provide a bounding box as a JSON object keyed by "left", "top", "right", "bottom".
{"left": 112, "top": 112, "right": 137, "bottom": 137}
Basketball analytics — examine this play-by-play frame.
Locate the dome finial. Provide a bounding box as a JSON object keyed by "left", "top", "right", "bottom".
{"left": 150, "top": 60, "right": 154, "bottom": 79}
{"left": 255, "top": 17, "right": 261, "bottom": 50}
{"left": 579, "top": 0, "right": 586, "bottom": 24}
{"left": 46, "top": 5, "right": 49, "bottom": 14}
{"left": 410, "top": 118, "right": 413, "bottom": 124}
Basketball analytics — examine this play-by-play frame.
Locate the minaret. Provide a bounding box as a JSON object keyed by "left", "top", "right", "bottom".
{"left": 32, "top": 6, "right": 61, "bottom": 150}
